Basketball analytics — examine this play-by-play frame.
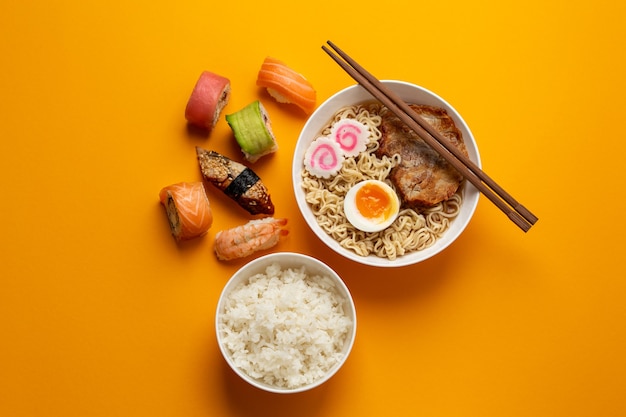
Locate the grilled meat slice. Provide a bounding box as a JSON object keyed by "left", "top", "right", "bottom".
{"left": 375, "top": 104, "right": 468, "bottom": 209}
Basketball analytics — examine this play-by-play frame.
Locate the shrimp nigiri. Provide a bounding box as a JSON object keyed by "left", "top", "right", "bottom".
{"left": 214, "top": 218, "right": 288, "bottom": 261}
{"left": 256, "top": 57, "right": 316, "bottom": 114}
{"left": 159, "top": 182, "right": 213, "bottom": 241}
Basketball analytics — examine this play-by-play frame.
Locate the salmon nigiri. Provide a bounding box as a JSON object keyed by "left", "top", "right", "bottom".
{"left": 256, "top": 56, "right": 316, "bottom": 114}
{"left": 159, "top": 182, "right": 213, "bottom": 241}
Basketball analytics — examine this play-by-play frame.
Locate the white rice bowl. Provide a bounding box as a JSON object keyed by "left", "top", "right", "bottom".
{"left": 292, "top": 80, "right": 482, "bottom": 267}
{"left": 215, "top": 252, "right": 357, "bottom": 393}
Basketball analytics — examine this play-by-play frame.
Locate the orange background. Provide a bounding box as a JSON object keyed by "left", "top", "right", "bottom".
{"left": 1, "top": 0, "right": 625, "bottom": 416}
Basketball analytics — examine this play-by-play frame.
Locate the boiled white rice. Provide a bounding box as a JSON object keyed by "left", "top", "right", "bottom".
{"left": 218, "top": 262, "right": 352, "bottom": 389}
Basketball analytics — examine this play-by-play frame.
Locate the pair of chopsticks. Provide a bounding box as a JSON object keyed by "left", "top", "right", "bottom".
{"left": 322, "top": 40, "right": 538, "bottom": 232}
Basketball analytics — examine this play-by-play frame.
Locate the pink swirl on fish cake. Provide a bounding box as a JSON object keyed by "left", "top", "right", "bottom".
{"left": 303, "top": 136, "right": 345, "bottom": 179}
{"left": 330, "top": 118, "right": 369, "bottom": 157}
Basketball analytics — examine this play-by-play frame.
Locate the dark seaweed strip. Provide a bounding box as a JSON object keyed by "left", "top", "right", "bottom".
{"left": 223, "top": 168, "right": 260, "bottom": 199}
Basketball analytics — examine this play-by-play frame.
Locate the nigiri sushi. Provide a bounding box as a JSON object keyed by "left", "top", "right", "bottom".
{"left": 185, "top": 71, "right": 231, "bottom": 131}
{"left": 214, "top": 217, "right": 288, "bottom": 261}
{"left": 256, "top": 56, "right": 316, "bottom": 114}
{"left": 196, "top": 147, "right": 274, "bottom": 215}
{"left": 159, "top": 182, "right": 213, "bottom": 241}
{"left": 226, "top": 100, "right": 278, "bottom": 163}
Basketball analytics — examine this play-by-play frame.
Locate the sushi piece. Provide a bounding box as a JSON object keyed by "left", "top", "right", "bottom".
{"left": 225, "top": 100, "right": 278, "bottom": 163}
{"left": 196, "top": 147, "right": 274, "bottom": 215}
{"left": 256, "top": 56, "right": 316, "bottom": 114}
{"left": 185, "top": 71, "right": 231, "bottom": 131}
{"left": 303, "top": 136, "right": 344, "bottom": 178}
{"left": 159, "top": 182, "right": 213, "bottom": 241}
{"left": 214, "top": 218, "right": 288, "bottom": 261}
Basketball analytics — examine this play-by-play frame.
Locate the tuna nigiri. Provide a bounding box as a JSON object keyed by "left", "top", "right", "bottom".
{"left": 159, "top": 182, "right": 213, "bottom": 241}
{"left": 185, "top": 71, "right": 231, "bottom": 131}
{"left": 256, "top": 56, "right": 316, "bottom": 114}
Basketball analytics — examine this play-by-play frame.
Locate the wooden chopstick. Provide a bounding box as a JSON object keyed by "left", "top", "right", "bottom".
{"left": 322, "top": 40, "right": 538, "bottom": 232}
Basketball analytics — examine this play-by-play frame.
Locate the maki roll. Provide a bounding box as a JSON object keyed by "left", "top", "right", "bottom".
{"left": 185, "top": 71, "right": 231, "bottom": 131}
{"left": 226, "top": 100, "right": 278, "bottom": 163}
{"left": 159, "top": 182, "right": 213, "bottom": 241}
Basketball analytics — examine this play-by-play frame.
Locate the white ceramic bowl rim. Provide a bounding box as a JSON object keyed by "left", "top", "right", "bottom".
{"left": 292, "top": 80, "right": 481, "bottom": 267}
{"left": 215, "top": 252, "right": 357, "bottom": 394}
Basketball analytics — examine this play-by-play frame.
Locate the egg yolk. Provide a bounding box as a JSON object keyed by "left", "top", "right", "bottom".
{"left": 355, "top": 183, "right": 392, "bottom": 220}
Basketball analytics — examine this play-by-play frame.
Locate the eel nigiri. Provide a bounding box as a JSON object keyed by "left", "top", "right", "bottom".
{"left": 196, "top": 147, "right": 274, "bottom": 215}
{"left": 256, "top": 56, "right": 316, "bottom": 114}
{"left": 159, "top": 182, "right": 213, "bottom": 241}
{"left": 214, "top": 217, "right": 288, "bottom": 261}
{"left": 226, "top": 100, "right": 278, "bottom": 163}
{"left": 185, "top": 71, "right": 231, "bottom": 131}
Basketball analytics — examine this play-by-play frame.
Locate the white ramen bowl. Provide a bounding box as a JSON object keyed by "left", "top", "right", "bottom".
{"left": 215, "top": 252, "right": 357, "bottom": 394}
{"left": 292, "top": 80, "right": 481, "bottom": 267}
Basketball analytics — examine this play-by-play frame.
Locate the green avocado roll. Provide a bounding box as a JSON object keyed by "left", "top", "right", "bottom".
{"left": 225, "top": 100, "right": 277, "bottom": 163}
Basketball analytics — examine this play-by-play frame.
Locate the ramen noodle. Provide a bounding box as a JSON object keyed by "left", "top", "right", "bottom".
{"left": 301, "top": 102, "right": 463, "bottom": 260}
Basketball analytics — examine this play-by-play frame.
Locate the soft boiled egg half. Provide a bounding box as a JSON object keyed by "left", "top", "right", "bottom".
{"left": 343, "top": 180, "right": 400, "bottom": 233}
